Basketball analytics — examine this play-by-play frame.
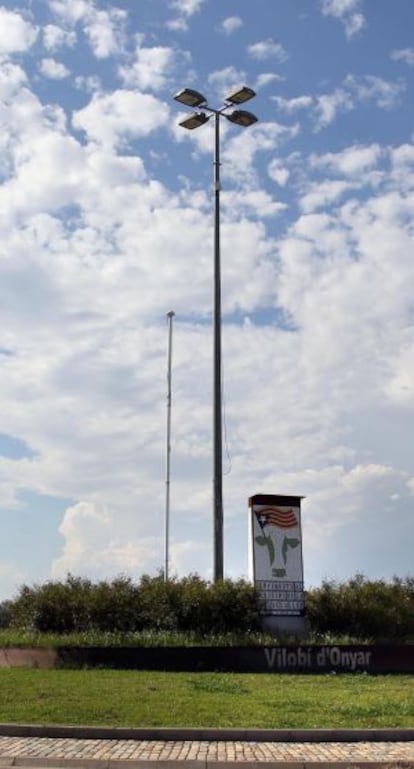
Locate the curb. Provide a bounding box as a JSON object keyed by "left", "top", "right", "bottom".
{"left": 1, "top": 724, "right": 414, "bottom": 742}
{"left": 0, "top": 758, "right": 413, "bottom": 769}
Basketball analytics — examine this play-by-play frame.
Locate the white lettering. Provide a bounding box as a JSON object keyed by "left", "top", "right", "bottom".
{"left": 360, "top": 651, "right": 371, "bottom": 667}
{"left": 325, "top": 648, "right": 373, "bottom": 670}
{"left": 349, "top": 652, "right": 359, "bottom": 670}
{"left": 330, "top": 646, "right": 341, "bottom": 665}
{"left": 265, "top": 646, "right": 372, "bottom": 673}
{"left": 317, "top": 648, "right": 326, "bottom": 665}
{"left": 297, "top": 647, "right": 312, "bottom": 666}
{"left": 264, "top": 648, "right": 276, "bottom": 668}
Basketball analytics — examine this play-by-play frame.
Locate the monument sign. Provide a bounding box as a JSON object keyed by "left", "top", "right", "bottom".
{"left": 249, "top": 493, "right": 307, "bottom": 636}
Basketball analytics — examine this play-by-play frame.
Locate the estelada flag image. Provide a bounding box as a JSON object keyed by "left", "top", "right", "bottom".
{"left": 255, "top": 507, "right": 298, "bottom": 529}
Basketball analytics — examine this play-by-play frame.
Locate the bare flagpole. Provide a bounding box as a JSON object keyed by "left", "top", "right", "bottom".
{"left": 165, "top": 310, "right": 175, "bottom": 581}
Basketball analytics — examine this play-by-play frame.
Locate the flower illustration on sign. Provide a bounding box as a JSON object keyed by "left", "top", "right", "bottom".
{"left": 255, "top": 507, "right": 300, "bottom": 577}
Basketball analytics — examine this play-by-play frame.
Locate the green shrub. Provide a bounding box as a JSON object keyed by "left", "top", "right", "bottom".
{"left": 87, "top": 576, "right": 141, "bottom": 633}
{"left": 7, "top": 573, "right": 260, "bottom": 636}
{"left": 136, "top": 574, "right": 180, "bottom": 631}
{"left": 175, "top": 574, "right": 215, "bottom": 632}
{"left": 0, "top": 601, "right": 11, "bottom": 629}
{"left": 306, "top": 574, "right": 414, "bottom": 641}
{"left": 18, "top": 576, "right": 93, "bottom": 633}
{"left": 207, "top": 579, "right": 261, "bottom": 634}
{"left": 6, "top": 572, "right": 413, "bottom": 641}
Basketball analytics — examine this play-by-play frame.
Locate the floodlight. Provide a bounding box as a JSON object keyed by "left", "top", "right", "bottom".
{"left": 225, "top": 109, "right": 258, "bottom": 127}
{"left": 179, "top": 112, "right": 210, "bottom": 130}
{"left": 225, "top": 86, "right": 256, "bottom": 105}
{"left": 173, "top": 88, "right": 207, "bottom": 108}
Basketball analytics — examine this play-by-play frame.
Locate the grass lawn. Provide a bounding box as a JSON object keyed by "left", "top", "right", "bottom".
{"left": 0, "top": 669, "right": 413, "bottom": 728}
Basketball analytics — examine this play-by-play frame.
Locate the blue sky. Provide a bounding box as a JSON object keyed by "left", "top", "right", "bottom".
{"left": 0, "top": 0, "right": 414, "bottom": 600}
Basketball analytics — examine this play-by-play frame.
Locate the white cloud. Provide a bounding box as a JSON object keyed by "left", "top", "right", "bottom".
{"left": 169, "top": 0, "right": 206, "bottom": 16}
{"left": 49, "top": 0, "right": 90, "bottom": 23}
{"left": 314, "top": 88, "right": 353, "bottom": 129}
{"left": 320, "top": 0, "right": 366, "bottom": 39}
{"left": 300, "top": 179, "right": 358, "bottom": 212}
{"left": 49, "top": 0, "right": 127, "bottom": 59}
{"left": 272, "top": 95, "right": 313, "bottom": 113}
{"left": 385, "top": 344, "right": 414, "bottom": 406}
{"left": 310, "top": 144, "right": 382, "bottom": 176}
{"left": 39, "top": 58, "right": 70, "bottom": 80}
{"left": 169, "top": 0, "right": 205, "bottom": 16}
{"left": 342, "top": 463, "right": 404, "bottom": 496}
{"left": 247, "top": 38, "right": 289, "bottom": 62}
{"left": 255, "top": 73, "right": 284, "bottom": 89}
{"left": 407, "top": 477, "right": 414, "bottom": 495}
{"left": 391, "top": 48, "right": 414, "bottom": 66}
{"left": 0, "top": 133, "right": 84, "bottom": 221}
{"left": 85, "top": 7, "right": 127, "bottom": 59}
{"left": 52, "top": 500, "right": 213, "bottom": 581}
{"left": 0, "top": 60, "right": 27, "bottom": 100}
{"left": 311, "top": 75, "right": 403, "bottom": 131}
{"left": 300, "top": 463, "right": 412, "bottom": 581}
{"left": 343, "top": 10, "right": 365, "bottom": 37}
{"left": 167, "top": 0, "right": 205, "bottom": 30}
{"left": 43, "top": 23, "right": 76, "bottom": 50}
{"left": 391, "top": 145, "right": 414, "bottom": 166}
{"left": 222, "top": 188, "right": 287, "bottom": 219}
{"left": 75, "top": 75, "right": 101, "bottom": 93}
{"left": 0, "top": 563, "right": 24, "bottom": 602}
{"left": 208, "top": 66, "right": 247, "bottom": 100}
{"left": 268, "top": 159, "right": 290, "bottom": 186}
{"left": 119, "top": 45, "right": 182, "bottom": 92}
{"left": 0, "top": 8, "right": 37, "bottom": 53}
{"left": 52, "top": 500, "right": 164, "bottom": 579}
{"left": 170, "top": 539, "right": 210, "bottom": 577}
{"left": 345, "top": 74, "right": 405, "bottom": 109}
{"left": 220, "top": 16, "right": 243, "bottom": 35}
{"left": 390, "top": 144, "right": 414, "bottom": 193}
{"left": 165, "top": 18, "right": 188, "bottom": 31}
{"left": 72, "top": 90, "right": 170, "bottom": 147}
{"left": 222, "top": 122, "right": 300, "bottom": 185}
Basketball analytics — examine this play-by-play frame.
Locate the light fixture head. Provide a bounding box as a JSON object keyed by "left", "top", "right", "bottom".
{"left": 179, "top": 112, "right": 210, "bottom": 130}
{"left": 225, "top": 85, "right": 256, "bottom": 105}
{"left": 226, "top": 109, "right": 258, "bottom": 127}
{"left": 173, "top": 88, "right": 207, "bottom": 108}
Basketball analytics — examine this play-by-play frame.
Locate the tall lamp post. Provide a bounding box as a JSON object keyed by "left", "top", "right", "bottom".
{"left": 172, "top": 86, "right": 258, "bottom": 581}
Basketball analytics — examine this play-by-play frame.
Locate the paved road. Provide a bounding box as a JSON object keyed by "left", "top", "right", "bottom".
{"left": 0, "top": 733, "right": 414, "bottom": 767}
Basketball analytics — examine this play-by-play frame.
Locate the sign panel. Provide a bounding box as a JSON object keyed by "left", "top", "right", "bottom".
{"left": 250, "top": 494, "right": 305, "bottom": 617}
{"left": 57, "top": 644, "right": 414, "bottom": 674}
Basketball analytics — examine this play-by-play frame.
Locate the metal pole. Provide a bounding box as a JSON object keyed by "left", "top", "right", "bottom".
{"left": 213, "top": 112, "right": 224, "bottom": 581}
{"left": 165, "top": 310, "right": 175, "bottom": 582}
{"left": 172, "top": 88, "right": 257, "bottom": 583}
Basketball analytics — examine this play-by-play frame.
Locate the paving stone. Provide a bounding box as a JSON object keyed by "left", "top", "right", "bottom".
{"left": 0, "top": 736, "right": 413, "bottom": 765}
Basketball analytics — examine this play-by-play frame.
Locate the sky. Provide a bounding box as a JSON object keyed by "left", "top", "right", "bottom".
{"left": 0, "top": 0, "right": 414, "bottom": 601}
